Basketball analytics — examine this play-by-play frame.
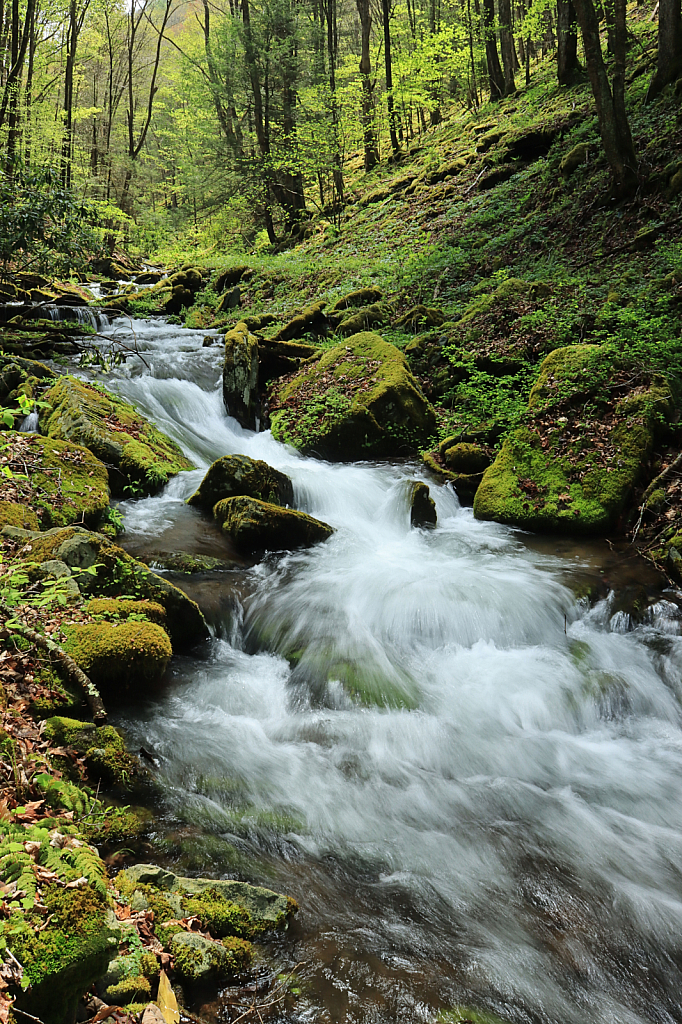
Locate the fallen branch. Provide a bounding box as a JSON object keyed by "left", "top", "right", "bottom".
{"left": 631, "top": 450, "right": 682, "bottom": 543}
{"left": 0, "top": 603, "right": 107, "bottom": 724}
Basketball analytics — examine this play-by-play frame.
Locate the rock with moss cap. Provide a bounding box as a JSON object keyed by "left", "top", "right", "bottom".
{"left": 24, "top": 527, "right": 208, "bottom": 645}
{"left": 214, "top": 495, "right": 333, "bottom": 553}
{"left": 188, "top": 454, "right": 293, "bottom": 509}
{"left": 44, "top": 716, "right": 144, "bottom": 788}
{"left": 40, "top": 376, "right": 193, "bottom": 496}
{"left": 0, "top": 432, "right": 109, "bottom": 529}
{"left": 269, "top": 331, "right": 436, "bottom": 459}
{"left": 330, "top": 287, "right": 383, "bottom": 312}
{"left": 61, "top": 619, "right": 172, "bottom": 696}
{"left": 474, "top": 345, "right": 672, "bottom": 534}
{"left": 223, "top": 321, "right": 259, "bottom": 428}
{"left": 409, "top": 481, "right": 437, "bottom": 528}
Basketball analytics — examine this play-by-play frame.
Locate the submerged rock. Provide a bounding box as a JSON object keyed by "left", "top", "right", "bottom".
{"left": 188, "top": 454, "right": 293, "bottom": 509}
{"left": 269, "top": 331, "right": 436, "bottom": 459}
{"left": 474, "top": 345, "right": 671, "bottom": 534}
{"left": 214, "top": 495, "right": 334, "bottom": 552}
{"left": 223, "top": 321, "right": 259, "bottom": 428}
{"left": 40, "top": 376, "right": 193, "bottom": 496}
{"left": 409, "top": 481, "right": 437, "bottom": 528}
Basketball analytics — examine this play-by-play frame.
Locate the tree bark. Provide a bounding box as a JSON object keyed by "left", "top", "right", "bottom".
{"left": 356, "top": 0, "right": 378, "bottom": 170}
{"left": 498, "top": 0, "right": 516, "bottom": 93}
{"left": 572, "top": 0, "right": 637, "bottom": 196}
{"left": 483, "top": 0, "right": 505, "bottom": 99}
{"left": 557, "top": 0, "right": 582, "bottom": 85}
{"left": 381, "top": 0, "right": 399, "bottom": 152}
{"left": 646, "top": 0, "right": 682, "bottom": 101}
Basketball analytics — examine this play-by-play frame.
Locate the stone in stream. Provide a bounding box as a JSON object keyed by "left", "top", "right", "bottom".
{"left": 187, "top": 453, "right": 293, "bottom": 510}
{"left": 268, "top": 331, "right": 437, "bottom": 459}
{"left": 409, "top": 481, "right": 437, "bottom": 528}
{"left": 223, "top": 321, "right": 259, "bottom": 428}
{"left": 39, "top": 375, "right": 194, "bottom": 497}
{"left": 213, "top": 495, "right": 333, "bottom": 553}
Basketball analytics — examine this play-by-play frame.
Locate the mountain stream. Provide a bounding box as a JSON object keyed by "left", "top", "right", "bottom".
{"left": 86, "top": 314, "right": 682, "bottom": 1024}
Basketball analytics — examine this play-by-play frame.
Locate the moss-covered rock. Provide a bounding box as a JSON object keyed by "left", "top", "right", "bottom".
{"left": 188, "top": 454, "right": 293, "bottom": 509}
{"left": 171, "top": 931, "right": 251, "bottom": 982}
{"left": 61, "top": 620, "right": 172, "bottom": 696}
{"left": 272, "top": 301, "right": 328, "bottom": 341}
{"left": 223, "top": 321, "right": 259, "bottom": 429}
{"left": 140, "top": 551, "right": 237, "bottom": 573}
{"left": 214, "top": 495, "right": 333, "bottom": 552}
{"left": 443, "top": 442, "right": 491, "bottom": 474}
{"left": 0, "top": 500, "right": 40, "bottom": 530}
{"left": 40, "top": 376, "right": 193, "bottom": 497}
{"left": 0, "top": 432, "right": 109, "bottom": 529}
{"left": 409, "top": 481, "right": 437, "bottom": 528}
{"left": 25, "top": 527, "right": 208, "bottom": 645}
{"left": 560, "top": 142, "right": 589, "bottom": 178}
{"left": 104, "top": 973, "right": 152, "bottom": 1004}
{"left": 474, "top": 345, "right": 671, "bottom": 535}
{"left": 269, "top": 331, "right": 437, "bottom": 458}
{"left": 330, "top": 287, "right": 383, "bottom": 312}
{"left": 336, "top": 301, "right": 389, "bottom": 336}
{"left": 396, "top": 305, "right": 446, "bottom": 331}
{"left": 44, "top": 716, "right": 143, "bottom": 788}
{"left": 85, "top": 596, "right": 167, "bottom": 624}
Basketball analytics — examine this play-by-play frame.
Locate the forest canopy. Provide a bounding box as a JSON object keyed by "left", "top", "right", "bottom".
{"left": 0, "top": 0, "right": 679, "bottom": 254}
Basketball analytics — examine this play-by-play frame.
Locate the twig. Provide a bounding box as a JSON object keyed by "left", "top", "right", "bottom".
{"left": 631, "top": 450, "right": 682, "bottom": 543}
{"left": 11, "top": 1010, "right": 46, "bottom": 1024}
{"left": 0, "top": 602, "right": 107, "bottom": 724}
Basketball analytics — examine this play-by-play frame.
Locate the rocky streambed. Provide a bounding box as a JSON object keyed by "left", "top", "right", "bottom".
{"left": 0, "top": 303, "right": 682, "bottom": 1024}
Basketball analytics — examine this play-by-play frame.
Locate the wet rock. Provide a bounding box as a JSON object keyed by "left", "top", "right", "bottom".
{"left": 223, "top": 321, "right": 259, "bottom": 429}
{"left": 140, "top": 551, "right": 238, "bottom": 573}
{"left": 40, "top": 376, "right": 193, "bottom": 496}
{"left": 171, "top": 932, "right": 250, "bottom": 983}
{"left": 188, "top": 454, "right": 293, "bottom": 509}
{"left": 214, "top": 495, "right": 334, "bottom": 552}
{"left": 269, "top": 331, "right": 436, "bottom": 459}
{"left": 409, "top": 481, "right": 437, "bottom": 528}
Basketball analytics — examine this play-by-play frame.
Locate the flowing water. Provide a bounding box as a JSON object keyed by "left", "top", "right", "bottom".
{"left": 86, "top": 315, "right": 682, "bottom": 1024}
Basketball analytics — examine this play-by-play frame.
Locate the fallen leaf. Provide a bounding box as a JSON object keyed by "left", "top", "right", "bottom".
{"left": 156, "top": 970, "right": 180, "bottom": 1024}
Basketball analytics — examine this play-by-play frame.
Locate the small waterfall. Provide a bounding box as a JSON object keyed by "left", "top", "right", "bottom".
{"left": 19, "top": 411, "right": 39, "bottom": 432}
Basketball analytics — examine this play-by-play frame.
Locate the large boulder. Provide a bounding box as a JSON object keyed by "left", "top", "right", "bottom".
{"left": 24, "top": 527, "right": 208, "bottom": 645}
{"left": 187, "top": 454, "right": 293, "bottom": 509}
{"left": 474, "top": 345, "right": 672, "bottom": 534}
{"left": 268, "top": 332, "right": 437, "bottom": 458}
{"left": 213, "top": 496, "right": 333, "bottom": 552}
{"left": 62, "top": 620, "right": 172, "bottom": 696}
{"left": 223, "top": 322, "right": 259, "bottom": 428}
{"left": 40, "top": 376, "right": 193, "bottom": 496}
{"left": 0, "top": 432, "right": 109, "bottom": 529}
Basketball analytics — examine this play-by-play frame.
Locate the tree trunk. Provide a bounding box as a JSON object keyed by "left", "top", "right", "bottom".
{"left": 572, "top": 0, "right": 637, "bottom": 196}
{"left": 557, "top": 0, "right": 582, "bottom": 84}
{"left": 356, "top": 0, "right": 378, "bottom": 170}
{"left": 646, "top": 0, "right": 682, "bottom": 101}
{"left": 483, "top": 0, "right": 505, "bottom": 99}
{"left": 381, "top": 0, "right": 399, "bottom": 152}
{"left": 499, "top": 0, "right": 516, "bottom": 93}
{"left": 325, "top": 0, "right": 344, "bottom": 204}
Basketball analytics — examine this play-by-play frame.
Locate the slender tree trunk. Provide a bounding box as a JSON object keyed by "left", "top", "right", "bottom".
{"left": 483, "top": 0, "right": 505, "bottom": 99}
{"left": 356, "top": 0, "right": 378, "bottom": 170}
{"left": 646, "top": 0, "right": 682, "bottom": 101}
{"left": 381, "top": 0, "right": 399, "bottom": 152}
{"left": 499, "top": 0, "right": 516, "bottom": 93}
{"left": 557, "top": 0, "right": 582, "bottom": 84}
{"left": 325, "top": 0, "right": 344, "bottom": 204}
{"left": 572, "top": 0, "right": 637, "bottom": 196}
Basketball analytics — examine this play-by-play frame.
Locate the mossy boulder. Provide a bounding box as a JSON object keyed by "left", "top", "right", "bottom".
{"left": 396, "top": 305, "right": 446, "bottom": 331}
{"left": 0, "top": 432, "right": 109, "bottom": 529}
{"left": 336, "top": 301, "right": 389, "bottom": 336}
{"left": 330, "top": 287, "right": 383, "bottom": 312}
{"left": 24, "top": 527, "right": 208, "bottom": 645}
{"left": 272, "top": 301, "right": 329, "bottom": 341}
{"left": 188, "top": 454, "right": 293, "bottom": 509}
{"left": 560, "top": 143, "right": 589, "bottom": 178}
{"left": 214, "top": 496, "right": 333, "bottom": 553}
{"left": 61, "top": 620, "right": 172, "bottom": 695}
{"left": 443, "top": 442, "right": 491, "bottom": 474}
{"left": 171, "top": 932, "right": 252, "bottom": 982}
{"left": 44, "top": 716, "right": 143, "bottom": 788}
{"left": 269, "top": 331, "right": 437, "bottom": 458}
{"left": 474, "top": 345, "right": 671, "bottom": 534}
{"left": 409, "top": 481, "right": 437, "bottom": 528}
{"left": 40, "top": 376, "right": 193, "bottom": 496}
{"left": 223, "top": 321, "right": 259, "bottom": 429}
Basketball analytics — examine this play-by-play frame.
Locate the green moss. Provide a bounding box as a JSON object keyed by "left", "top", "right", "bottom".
{"left": 221, "top": 936, "right": 254, "bottom": 974}
{"left": 214, "top": 495, "right": 334, "bottom": 553}
{"left": 85, "top": 597, "right": 167, "bottom": 624}
{"left": 223, "top": 322, "right": 259, "bottom": 428}
{"left": 0, "top": 501, "right": 39, "bottom": 530}
{"left": 171, "top": 931, "right": 253, "bottom": 982}
{"left": 61, "top": 620, "right": 172, "bottom": 695}
{"left": 182, "top": 888, "right": 254, "bottom": 939}
{"left": 188, "top": 454, "right": 293, "bottom": 509}
{"left": 442, "top": 442, "right": 491, "bottom": 474}
{"left": 269, "top": 331, "right": 436, "bottom": 458}
{"left": 104, "top": 974, "right": 151, "bottom": 1003}
{"left": 0, "top": 433, "right": 109, "bottom": 529}
{"left": 40, "top": 376, "right": 193, "bottom": 497}
{"left": 437, "top": 1008, "right": 509, "bottom": 1024}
